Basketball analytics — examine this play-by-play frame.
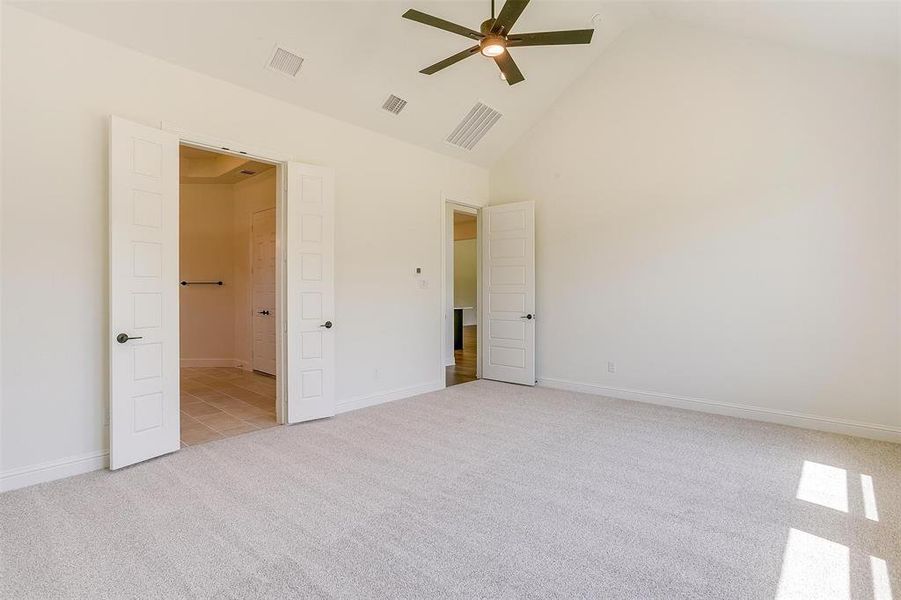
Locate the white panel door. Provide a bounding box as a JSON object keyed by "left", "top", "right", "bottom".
{"left": 481, "top": 201, "right": 535, "bottom": 386}
{"left": 252, "top": 208, "right": 277, "bottom": 375}
{"left": 109, "top": 116, "right": 180, "bottom": 469}
{"left": 286, "top": 163, "right": 335, "bottom": 423}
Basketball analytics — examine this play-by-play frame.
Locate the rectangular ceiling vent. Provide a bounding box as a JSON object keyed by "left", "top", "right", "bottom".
{"left": 266, "top": 45, "right": 304, "bottom": 77}
{"left": 382, "top": 94, "right": 408, "bottom": 115}
{"left": 446, "top": 102, "right": 502, "bottom": 151}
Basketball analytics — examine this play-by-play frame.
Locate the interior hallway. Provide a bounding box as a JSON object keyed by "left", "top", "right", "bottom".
{"left": 180, "top": 367, "right": 277, "bottom": 446}
{"left": 446, "top": 325, "right": 477, "bottom": 387}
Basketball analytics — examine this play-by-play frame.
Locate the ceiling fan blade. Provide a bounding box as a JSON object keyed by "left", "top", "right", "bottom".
{"left": 402, "top": 9, "right": 483, "bottom": 40}
{"left": 420, "top": 46, "right": 481, "bottom": 75}
{"left": 492, "top": 0, "right": 530, "bottom": 35}
{"left": 494, "top": 52, "right": 525, "bottom": 85}
{"left": 507, "top": 29, "right": 594, "bottom": 47}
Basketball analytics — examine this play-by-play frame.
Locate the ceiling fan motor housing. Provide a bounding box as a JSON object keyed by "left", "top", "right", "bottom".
{"left": 480, "top": 35, "right": 507, "bottom": 56}
{"left": 403, "top": 1, "right": 595, "bottom": 86}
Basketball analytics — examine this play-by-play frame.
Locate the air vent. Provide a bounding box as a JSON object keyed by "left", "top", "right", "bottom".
{"left": 266, "top": 45, "right": 304, "bottom": 77}
{"left": 446, "top": 102, "right": 502, "bottom": 150}
{"left": 382, "top": 94, "right": 408, "bottom": 115}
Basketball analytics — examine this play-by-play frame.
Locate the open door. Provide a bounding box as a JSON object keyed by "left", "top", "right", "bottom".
{"left": 285, "top": 162, "right": 336, "bottom": 423}
{"left": 481, "top": 201, "right": 536, "bottom": 385}
{"left": 109, "top": 116, "right": 180, "bottom": 469}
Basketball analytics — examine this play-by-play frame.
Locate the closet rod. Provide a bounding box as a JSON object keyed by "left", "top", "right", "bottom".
{"left": 180, "top": 280, "right": 223, "bottom": 286}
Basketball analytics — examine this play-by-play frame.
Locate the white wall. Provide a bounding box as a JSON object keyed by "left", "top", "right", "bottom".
{"left": 179, "top": 183, "right": 237, "bottom": 364}
{"left": 492, "top": 20, "right": 901, "bottom": 433}
{"left": 0, "top": 1, "right": 4, "bottom": 472}
{"left": 0, "top": 7, "right": 487, "bottom": 477}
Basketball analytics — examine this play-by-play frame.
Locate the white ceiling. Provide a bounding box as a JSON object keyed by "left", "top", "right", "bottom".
{"left": 647, "top": 1, "right": 899, "bottom": 63}
{"left": 15, "top": 1, "right": 899, "bottom": 168}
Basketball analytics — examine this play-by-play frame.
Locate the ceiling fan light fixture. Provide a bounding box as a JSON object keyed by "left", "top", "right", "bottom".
{"left": 480, "top": 36, "right": 506, "bottom": 57}
{"left": 404, "top": 0, "right": 596, "bottom": 86}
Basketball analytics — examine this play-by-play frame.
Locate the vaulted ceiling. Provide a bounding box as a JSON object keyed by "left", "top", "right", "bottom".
{"left": 16, "top": 1, "right": 899, "bottom": 168}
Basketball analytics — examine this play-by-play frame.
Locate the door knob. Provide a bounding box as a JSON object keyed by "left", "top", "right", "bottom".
{"left": 116, "top": 333, "right": 143, "bottom": 344}
{"left": 320, "top": 321, "right": 333, "bottom": 329}
{"left": 520, "top": 314, "right": 534, "bottom": 320}
{"left": 257, "top": 310, "right": 270, "bottom": 315}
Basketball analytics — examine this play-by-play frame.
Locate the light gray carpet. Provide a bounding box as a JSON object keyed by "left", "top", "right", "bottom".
{"left": 2, "top": 380, "right": 899, "bottom": 599}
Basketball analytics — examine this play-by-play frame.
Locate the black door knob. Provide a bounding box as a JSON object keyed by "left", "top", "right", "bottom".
{"left": 116, "top": 333, "right": 143, "bottom": 344}
{"left": 257, "top": 310, "right": 270, "bottom": 315}
{"left": 321, "top": 321, "right": 333, "bottom": 329}
{"left": 520, "top": 314, "right": 533, "bottom": 320}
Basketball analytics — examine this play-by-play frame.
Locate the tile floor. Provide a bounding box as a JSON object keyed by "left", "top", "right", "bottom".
{"left": 180, "top": 367, "right": 278, "bottom": 446}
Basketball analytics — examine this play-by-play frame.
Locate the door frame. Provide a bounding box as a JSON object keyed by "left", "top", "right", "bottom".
{"left": 440, "top": 194, "right": 483, "bottom": 384}
{"left": 162, "top": 123, "right": 290, "bottom": 424}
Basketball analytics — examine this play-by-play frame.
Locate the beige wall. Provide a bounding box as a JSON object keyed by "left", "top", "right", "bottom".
{"left": 454, "top": 219, "right": 477, "bottom": 241}
{"left": 179, "top": 184, "right": 236, "bottom": 363}
{"left": 453, "top": 239, "right": 477, "bottom": 326}
{"left": 179, "top": 170, "right": 276, "bottom": 368}
{"left": 233, "top": 169, "right": 277, "bottom": 369}
{"left": 491, "top": 19, "right": 901, "bottom": 433}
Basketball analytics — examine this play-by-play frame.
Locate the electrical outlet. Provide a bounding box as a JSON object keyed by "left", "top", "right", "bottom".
{"left": 418, "top": 279, "right": 429, "bottom": 289}
{"left": 607, "top": 361, "right": 616, "bottom": 374}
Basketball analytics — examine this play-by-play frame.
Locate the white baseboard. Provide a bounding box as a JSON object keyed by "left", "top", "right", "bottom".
{"left": 539, "top": 377, "right": 901, "bottom": 444}
{"left": 337, "top": 380, "right": 445, "bottom": 414}
{"left": 1, "top": 450, "right": 109, "bottom": 493}
{"left": 180, "top": 358, "right": 244, "bottom": 368}
{"left": 1, "top": 380, "right": 444, "bottom": 493}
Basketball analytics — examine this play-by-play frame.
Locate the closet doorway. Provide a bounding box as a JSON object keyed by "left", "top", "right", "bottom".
{"left": 178, "top": 145, "right": 279, "bottom": 446}
{"left": 109, "top": 116, "right": 336, "bottom": 469}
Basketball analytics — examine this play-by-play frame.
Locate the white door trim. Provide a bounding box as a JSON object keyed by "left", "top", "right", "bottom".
{"left": 440, "top": 194, "right": 483, "bottom": 385}
{"left": 160, "top": 121, "right": 291, "bottom": 163}
{"left": 161, "top": 123, "right": 289, "bottom": 425}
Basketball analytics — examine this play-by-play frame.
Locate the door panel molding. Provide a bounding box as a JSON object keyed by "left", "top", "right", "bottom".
{"left": 109, "top": 116, "right": 180, "bottom": 469}
{"left": 480, "top": 201, "right": 535, "bottom": 385}
{"left": 285, "top": 163, "right": 336, "bottom": 423}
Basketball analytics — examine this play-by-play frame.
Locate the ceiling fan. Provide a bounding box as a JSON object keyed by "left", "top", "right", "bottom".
{"left": 402, "top": 0, "right": 594, "bottom": 86}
